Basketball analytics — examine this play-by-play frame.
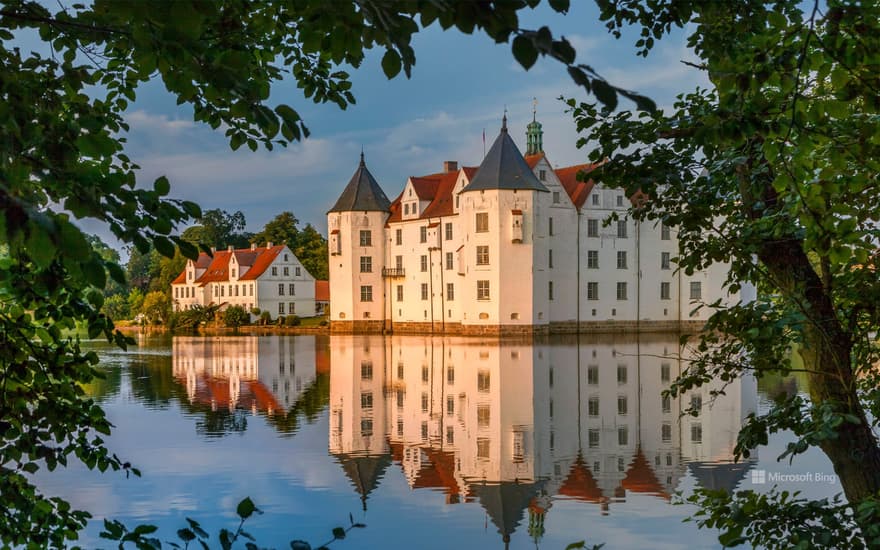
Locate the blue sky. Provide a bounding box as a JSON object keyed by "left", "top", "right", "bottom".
{"left": 101, "top": 3, "right": 707, "bottom": 242}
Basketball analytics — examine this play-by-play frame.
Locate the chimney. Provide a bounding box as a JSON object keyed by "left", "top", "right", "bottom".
{"left": 443, "top": 160, "right": 458, "bottom": 173}
{"left": 251, "top": 243, "right": 256, "bottom": 250}
{"left": 227, "top": 245, "right": 233, "bottom": 252}
{"left": 267, "top": 242, "right": 273, "bottom": 249}
{"left": 210, "top": 247, "right": 216, "bottom": 254}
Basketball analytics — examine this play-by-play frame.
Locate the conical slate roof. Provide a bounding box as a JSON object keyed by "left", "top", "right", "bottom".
{"left": 688, "top": 459, "right": 755, "bottom": 493}
{"left": 463, "top": 117, "right": 549, "bottom": 193}
{"left": 472, "top": 479, "right": 545, "bottom": 542}
{"left": 335, "top": 452, "right": 393, "bottom": 510}
{"left": 328, "top": 153, "right": 391, "bottom": 213}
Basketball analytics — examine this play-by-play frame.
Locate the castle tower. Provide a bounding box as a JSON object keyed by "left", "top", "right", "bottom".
{"left": 458, "top": 114, "right": 550, "bottom": 330}
{"left": 327, "top": 153, "right": 391, "bottom": 332}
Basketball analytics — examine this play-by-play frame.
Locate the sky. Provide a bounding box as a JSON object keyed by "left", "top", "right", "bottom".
{"left": 78, "top": 2, "right": 708, "bottom": 247}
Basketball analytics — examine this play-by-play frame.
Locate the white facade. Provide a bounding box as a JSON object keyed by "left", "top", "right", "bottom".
{"left": 171, "top": 243, "right": 318, "bottom": 318}
{"left": 328, "top": 120, "right": 746, "bottom": 333}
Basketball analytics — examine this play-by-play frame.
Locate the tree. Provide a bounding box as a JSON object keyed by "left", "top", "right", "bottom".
{"left": 0, "top": 1, "right": 650, "bottom": 545}
{"left": 252, "top": 212, "right": 329, "bottom": 279}
{"left": 222, "top": 305, "right": 250, "bottom": 331}
{"left": 573, "top": 0, "right": 880, "bottom": 546}
{"left": 127, "top": 288, "right": 145, "bottom": 319}
{"left": 182, "top": 209, "right": 251, "bottom": 250}
{"left": 141, "top": 291, "right": 171, "bottom": 325}
{"left": 252, "top": 211, "right": 300, "bottom": 247}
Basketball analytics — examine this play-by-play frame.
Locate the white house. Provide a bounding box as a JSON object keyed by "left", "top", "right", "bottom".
{"left": 328, "top": 113, "right": 745, "bottom": 335}
{"left": 171, "top": 243, "right": 318, "bottom": 318}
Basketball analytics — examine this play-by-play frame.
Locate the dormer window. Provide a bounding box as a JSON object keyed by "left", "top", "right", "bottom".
{"left": 284, "top": 254, "right": 289, "bottom": 261}
{"left": 539, "top": 169, "right": 547, "bottom": 181}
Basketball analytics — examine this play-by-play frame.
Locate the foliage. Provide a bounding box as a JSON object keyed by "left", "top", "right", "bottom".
{"left": 222, "top": 305, "right": 250, "bottom": 330}
{"left": 575, "top": 0, "right": 880, "bottom": 544}
{"left": 183, "top": 209, "right": 251, "bottom": 250}
{"left": 0, "top": 0, "right": 650, "bottom": 545}
{"left": 127, "top": 288, "right": 145, "bottom": 319}
{"left": 259, "top": 311, "right": 272, "bottom": 325}
{"left": 284, "top": 314, "right": 301, "bottom": 327}
{"left": 102, "top": 293, "right": 130, "bottom": 321}
{"left": 252, "top": 212, "right": 328, "bottom": 280}
{"left": 141, "top": 291, "right": 171, "bottom": 325}
{"left": 100, "top": 497, "right": 366, "bottom": 550}
{"left": 87, "top": 234, "right": 126, "bottom": 297}
{"left": 168, "top": 304, "right": 218, "bottom": 333}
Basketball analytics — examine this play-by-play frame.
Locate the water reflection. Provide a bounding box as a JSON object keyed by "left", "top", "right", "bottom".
{"left": 328, "top": 334, "right": 757, "bottom": 546}
{"left": 171, "top": 335, "right": 331, "bottom": 436}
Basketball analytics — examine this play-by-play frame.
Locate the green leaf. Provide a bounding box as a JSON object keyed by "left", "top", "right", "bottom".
{"left": 512, "top": 35, "right": 538, "bottom": 70}
{"left": 154, "top": 176, "right": 170, "bottom": 196}
{"left": 592, "top": 79, "right": 618, "bottom": 110}
{"left": 236, "top": 497, "right": 257, "bottom": 519}
{"left": 153, "top": 236, "right": 175, "bottom": 258}
{"left": 381, "top": 50, "right": 402, "bottom": 78}
{"left": 548, "top": 0, "right": 570, "bottom": 13}
{"left": 332, "top": 527, "right": 346, "bottom": 540}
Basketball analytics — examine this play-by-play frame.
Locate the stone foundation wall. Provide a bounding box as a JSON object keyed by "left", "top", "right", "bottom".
{"left": 331, "top": 319, "right": 706, "bottom": 335}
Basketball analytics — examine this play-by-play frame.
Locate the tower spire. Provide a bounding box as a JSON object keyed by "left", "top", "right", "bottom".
{"left": 501, "top": 106, "right": 508, "bottom": 133}
{"left": 526, "top": 99, "right": 544, "bottom": 155}
{"left": 360, "top": 147, "right": 365, "bottom": 166}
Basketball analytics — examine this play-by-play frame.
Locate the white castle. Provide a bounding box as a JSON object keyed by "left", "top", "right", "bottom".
{"left": 327, "top": 114, "right": 745, "bottom": 334}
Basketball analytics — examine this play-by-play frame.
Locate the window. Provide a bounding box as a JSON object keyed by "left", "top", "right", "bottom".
{"left": 690, "top": 281, "right": 702, "bottom": 300}
{"left": 289, "top": 302, "right": 295, "bottom": 313}
{"left": 476, "top": 212, "right": 489, "bottom": 232}
{"left": 617, "top": 250, "right": 627, "bottom": 269}
{"left": 359, "top": 230, "right": 371, "bottom": 246}
{"left": 691, "top": 423, "right": 703, "bottom": 443}
{"left": 446, "top": 283, "right": 454, "bottom": 301}
{"left": 445, "top": 252, "right": 453, "bottom": 270}
{"left": 587, "top": 219, "right": 599, "bottom": 237}
{"left": 360, "top": 392, "right": 373, "bottom": 409}
{"left": 421, "top": 392, "right": 429, "bottom": 412}
{"left": 272, "top": 267, "right": 278, "bottom": 276}
{"left": 422, "top": 365, "right": 429, "bottom": 383}
{"left": 587, "top": 282, "right": 599, "bottom": 300}
{"left": 391, "top": 255, "right": 401, "bottom": 270}
{"left": 662, "top": 423, "right": 672, "bottom": 442}
{"left": 618, "top": 426, "right": 628, "bottom": 446}
{"left": 661, "top": 223, "right": 670, "bottom": 240}
{"left": 295, "top": 267, "right": 301, "bottom": 276}
{"left": 587, "top": 365, "right": 599, "bottom": 385}
{"left": 552, "top": 191, "right": 560, "bottom": 203}
{"left": 360, "top": 419, "right": 373, "bottom": 437}
{"left": 548, "top": 281, "right": 554, "bottom": 301}
{"left": 420, "top": 255, "right": 428, "bottom": 272}
{"left": 549, "top": 249, "right": 553, "bottom": 269}
{"left": 360, "top": 285, "right": 372, "bottom": 302}
{"left": 447, "top": 395, "right": 454, "bottom": 415}
{"left": 549, "top": 217, "right": 554, "bottom": 236}
{"left": 477, "top": 280, "right": 490, "bottom": 301}
{"left": 617, "top": 219, "right": 627, "bottom": 238}
{"left": 279, "top": 303, "right": 285, "bottom": 315}
{"left": 396, "top": 228, "right": 402, "bottom": 245}
{"left": 477, "top": 438, "right": 490, "bottom": 458}
{"left": 234, "top": 285, "right": 239, "bottom": 296}
{"left": 617, "top": 395, "right": 628, "bottom": 415}
{"left": 660, "top": 282, "right": 670, "bottom": 300}
{"left": 661, "top": 363, "right": 671, "bottom": 383}
{"left": 661, "top": 252, "right": 671, "bottom": 270}
{"left": 421, "top": 283, "right": 429, "bottom": 300}
{"left": 617, "top": 282, "right": 627, "bottom": 300}
{"left": 404, "top": 203, "right": 409, "bottom": 215}
{"left": 588, "top": 429, "right": 600, "bottom": 448}
{"left": 540, "top": 169, "right": 547, "bottom": 181}
{"left": 478, "top": 370, "right": 490, "bottom": 392}
{"left": 396, "top": 285, "right": 403, "bottom": 302}
{"left": 445, "top": 222, "right": 453, "bottom": 240}
{"left": 592, "top": 193, "right": 600, "bottom": 205}
{"left": 587, "top": 250, "right": 598, "bottom": 269}
{"left": 447, "top": 426, "right": 454, "bottom": 445}
{"left": 283, "top": 266, "right": 289, "bottom": 276}
{"left": 278, "top": 283, "right": 285, "bottom": 296}
{"left": 691, "top": 393, "right": 703, "bottom": 413}
{"left": 476, "top": 245, "right": 489, "bottom": 265}
{"left": 617, "top": 365, "right": 628, "bottom": 385}
{"left": 420, "top": 226, "right": 427, "bottom": 243}
{"left": 250, "top": 284, "right": 254, "bottom": 296}
{"left": 447, "top": 366, "right": 454, "bottom": 384}
{"left": 588, "top": 396, "right": 599, "bottom": 416}
{"left": 477, "top": 405, "right": 490, "bottom": 427}
{"left": 360, "top": 256, "right": 372, "bottom": 273}
{"left": 616, "top": 195, "right": 624, "bottom": 207}
{"left": 662, "top": 395, "right": 671, "bottom": 413}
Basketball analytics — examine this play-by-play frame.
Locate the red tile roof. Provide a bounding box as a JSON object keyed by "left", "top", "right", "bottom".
{"left": 555, "top": 163, "right": 600, "bottom": 210}
{"left": 240, "top": 245, "right": 284, "bottom": 280}
{"left": 620, "top": 449, "right": 669, "bottom": 500}
{"left": 171, "top": 245, "right": 286, "bottom": 286}
{"left": 558, "top": 454, "right": 604, "bottom": 502}
{"left": 524, "top": 153, "right": 544, "bottom": 169}
{"left": 386, "top": 168, "right": 475, "bottom": 225}
{"left": 315, "top": 280, "right": 330, "bottom": 302}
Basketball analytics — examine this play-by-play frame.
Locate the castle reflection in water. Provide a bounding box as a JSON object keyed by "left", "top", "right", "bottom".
{"left": 172, "top": 334, "right": 757, "bottom": 545}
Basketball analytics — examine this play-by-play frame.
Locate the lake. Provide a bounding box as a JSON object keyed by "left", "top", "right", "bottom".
{"left": 36, "top": 334, "right": 843, "bottom": 549}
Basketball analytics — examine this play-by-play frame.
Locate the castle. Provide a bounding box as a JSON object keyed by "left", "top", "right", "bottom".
{"left": 327, "top": 114, "right": 744, "bottom": 335}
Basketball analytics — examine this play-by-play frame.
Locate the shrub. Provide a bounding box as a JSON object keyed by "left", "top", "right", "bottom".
{"left": 284, "top": 315, "right": 300, "bottom": 326}
{"left": 222, "top": 306, "right": 250, "bottom": 329}
{"left": 260, "top": 311, "right": 271, "bottom": 325}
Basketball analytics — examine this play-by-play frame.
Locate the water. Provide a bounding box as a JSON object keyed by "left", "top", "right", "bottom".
{"left": 36, "top": 334, "right": 842, "bottom": 549}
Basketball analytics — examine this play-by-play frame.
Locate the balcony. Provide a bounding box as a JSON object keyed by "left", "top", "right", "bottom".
{"left": 382, "top": 267, "right": 405, "bottom": 278}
